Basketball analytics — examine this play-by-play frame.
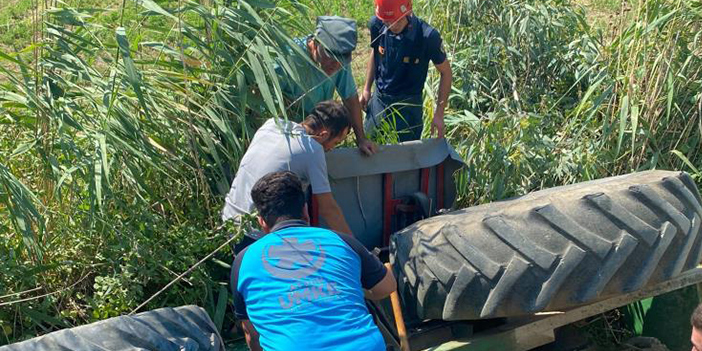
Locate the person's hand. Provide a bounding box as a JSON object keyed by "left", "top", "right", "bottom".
{"left": 357, "top": 137, "right": 378, "bottom": 156}
{"left": 359, "top": 89, "right": 372, "bottom": 111}
{"left": 431, "top": 109, "right": 445, "bottom": 138}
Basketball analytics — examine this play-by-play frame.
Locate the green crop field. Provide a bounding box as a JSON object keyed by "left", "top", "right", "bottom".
{"left": 0, "top": 0, "right": 701, "bottom": 349}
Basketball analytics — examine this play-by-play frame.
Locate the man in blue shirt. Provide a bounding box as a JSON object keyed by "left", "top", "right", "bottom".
{"left": 277, "top": 16, "right": 377, "bottom": 156}
{"left": 231, "top": 171, "right": 396, "bottom": 351}
{"left": 360, "top": 0, "right": 453, "bottom": 142}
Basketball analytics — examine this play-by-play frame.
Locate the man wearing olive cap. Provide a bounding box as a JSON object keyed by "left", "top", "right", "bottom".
{"left": 276, "top": 16, "right": 377, "bottom": 156}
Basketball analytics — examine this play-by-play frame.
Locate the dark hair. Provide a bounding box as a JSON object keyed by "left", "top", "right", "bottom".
{"left": 692, "top": 304, "right": 702, "bottom": 329}
{"left": 302, "top": 100, "right": 351, "bottom": 139}
{"left": 251, "top": 171, "right": 306, "bottom": 227}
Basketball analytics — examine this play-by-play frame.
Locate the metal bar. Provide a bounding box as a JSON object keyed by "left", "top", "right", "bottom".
{"left": 437, "top": 164, "right": 445, "bottom": 210}
{"left": 421, "top": 168, "right": 430, "bottom": 195}
{"left": 383, "top": 173, "right": 394, "bottom": 246}
{"left": 367, "top": 300, "right": 402, "bottom": 350}
{"left": 423, "top": 267, "right": 702, "bottom": 351}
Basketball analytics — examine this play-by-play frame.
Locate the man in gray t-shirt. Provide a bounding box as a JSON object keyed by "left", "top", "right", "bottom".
{"left": 222, "top": 101, "right": 353, "bottom": 235}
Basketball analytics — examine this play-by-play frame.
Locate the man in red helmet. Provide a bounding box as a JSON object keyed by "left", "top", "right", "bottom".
{"left": 360, "top": 0, "right": 453, "bottom": 142}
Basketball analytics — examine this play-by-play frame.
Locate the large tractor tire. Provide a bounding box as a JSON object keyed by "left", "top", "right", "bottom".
{"left": 0, "top": 305, "right": 224, "bottom": 351}
{"left": 391, "top": 171, "right": 702, "bottom": 320}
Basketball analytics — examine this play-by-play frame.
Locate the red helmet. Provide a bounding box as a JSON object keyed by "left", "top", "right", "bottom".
{"left": 375, "top": 0, "right": 412, "bottom": 22}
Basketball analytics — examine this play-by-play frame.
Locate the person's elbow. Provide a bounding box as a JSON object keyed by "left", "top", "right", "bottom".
{"left": 316, "top": 193, "right": 340, "bottom": 216}
{"left": 366, "top": 268, "right": 397, "bottom": 300}
{"left": 437, "top": 59, "right": 452, "bottom": 78}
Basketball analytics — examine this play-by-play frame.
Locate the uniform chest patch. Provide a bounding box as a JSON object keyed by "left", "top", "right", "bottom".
{"left": 261, "top": 238, "right": 326, "bottom": 280}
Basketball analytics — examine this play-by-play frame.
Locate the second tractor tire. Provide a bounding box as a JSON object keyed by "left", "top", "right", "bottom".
{"left": 391, "top": 171, "right": 702, "bottom": 320}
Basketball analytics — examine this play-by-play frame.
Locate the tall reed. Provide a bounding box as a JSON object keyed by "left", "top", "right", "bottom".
{"left": 0, "top": 0, "right": 314, "bottom": 342}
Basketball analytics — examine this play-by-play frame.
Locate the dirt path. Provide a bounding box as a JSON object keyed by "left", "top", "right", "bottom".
{"left": 350, "top": 27, "right": 371, "bottom": 93}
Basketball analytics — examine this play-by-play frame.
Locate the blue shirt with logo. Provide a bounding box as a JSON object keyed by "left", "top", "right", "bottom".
{"left": 231, "top": 220, "right": 386, "bottom": 351}
{"left": 369, "top": 16, "right": 447, "bottom": 97}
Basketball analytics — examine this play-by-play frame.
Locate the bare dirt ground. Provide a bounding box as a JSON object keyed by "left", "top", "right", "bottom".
{"left": 350, "top": 27, "right": 371, "bottom": 92}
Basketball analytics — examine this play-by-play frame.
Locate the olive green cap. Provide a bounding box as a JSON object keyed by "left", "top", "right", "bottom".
{"left": 314, "top": 16, "right": 357, "bottom": 65}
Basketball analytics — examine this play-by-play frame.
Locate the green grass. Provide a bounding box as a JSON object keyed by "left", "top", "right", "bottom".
{"left": 305, "top": 0, "right": 374, "bottom": 26}
{"left": 590, "top": 0, "right": 623, "bottom": 12}
{"left": 0, "top": 0, "right": 175, "bottom": 50}
{"left": 0, "top": 0, "right": 36, "bottom": 49}
{"left": 576, "top": 0, "right": 634, "bottom": 33}
{"left": 0, "top": 0, "right": 309, "bottom": 344}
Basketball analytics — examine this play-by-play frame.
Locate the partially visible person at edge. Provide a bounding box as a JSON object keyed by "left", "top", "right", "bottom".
{"left": 277, "top": 15, "right": 378, "bottom": 156}
{"left": 221, "top": 101, "right": 353, "bottom": 241}
{"left": 360, "top": 0, "right": 453, "bottom": 142}
{"left": 231, "top": 171, "right": 396, "bottom": 351}
{"left": 692, "top": 303, "right": 702, "bottom": 350}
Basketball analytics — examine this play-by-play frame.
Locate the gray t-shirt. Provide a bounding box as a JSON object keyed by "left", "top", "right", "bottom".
{"left": 221, "top": 118, "right": 331, "bottom": 222}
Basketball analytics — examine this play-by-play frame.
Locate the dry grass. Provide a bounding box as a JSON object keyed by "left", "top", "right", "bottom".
{"left": 350, "top": 27, "right": 371, "bottom": 92}
{"left": 575, "top": 0, "right": 635, "bottom": 34}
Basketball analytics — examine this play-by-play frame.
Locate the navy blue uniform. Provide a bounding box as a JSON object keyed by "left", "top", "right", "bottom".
{"left": 364, "top": 16, "right": 447, "bottom": 142}
{"left": 231, "top": 220, "right": 387, "bottom": 351}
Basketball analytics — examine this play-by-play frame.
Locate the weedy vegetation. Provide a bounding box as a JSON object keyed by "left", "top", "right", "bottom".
{"left": 419, "top": 0, "right": 702, "bottom": 205}
{"left": 0, "top": 0, "right": 700, "bottom": 347}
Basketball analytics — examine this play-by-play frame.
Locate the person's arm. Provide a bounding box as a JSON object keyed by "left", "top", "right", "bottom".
{"left": 231, "top": 250, "right": 261, "bottom": 350}
{"left": 364, "top": 267, "right": 396, "bottom": 300}
{"left": 343, "top": 95, "right": 377, "bottom": 155}
{"left": 241, "top": 320, "right": 262, "bottom": 351}
{"left": 306, "top": 143, "right": 353, "bottom": 234}
{"left": 313, "top": 192, "right": 352, "bottom": 235}
{"left": 359, "top": 49, "right": 376, "bottom": 111}
{"left": 432, "top": 59, "right": 452, "bottom": 139}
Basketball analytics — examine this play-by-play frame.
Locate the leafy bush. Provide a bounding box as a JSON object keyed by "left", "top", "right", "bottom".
{"left": 0, "top": 0, "right": 313, "bottom": 344}
{"left": 420, "top": 0, "right": 702, "bottom": 206}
